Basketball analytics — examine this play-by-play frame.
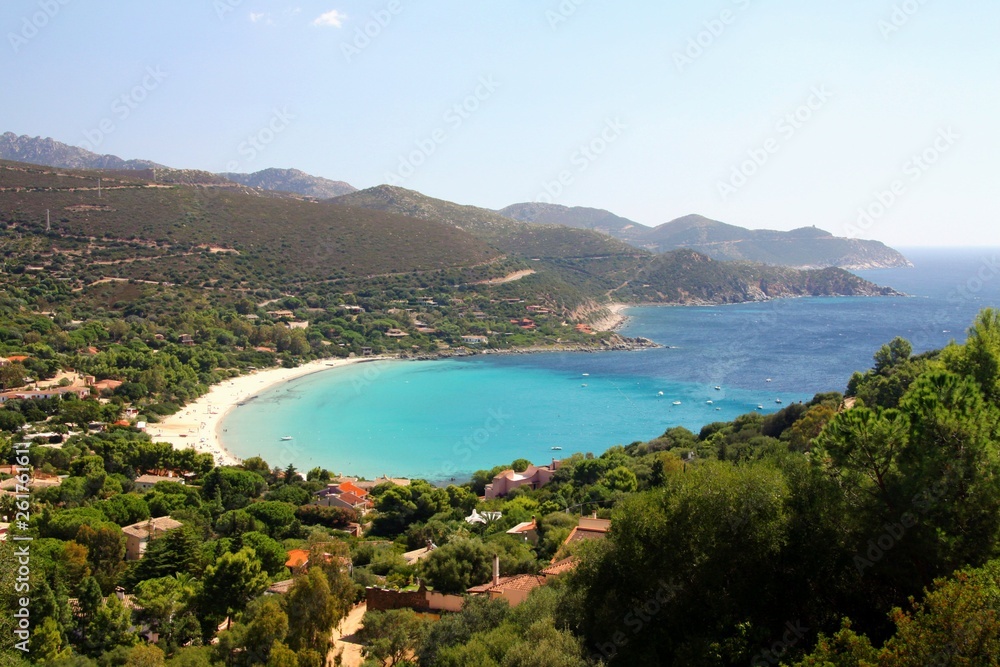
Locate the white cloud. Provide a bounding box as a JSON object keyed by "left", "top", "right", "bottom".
{"left": 250, "top": 12, "right": 271, "bottom": 24}
{"left": 312, "top": 9, "right": 347, "bottom": 28}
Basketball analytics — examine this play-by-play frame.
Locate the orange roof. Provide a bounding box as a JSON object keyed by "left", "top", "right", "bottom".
{"left": 337, "top": 481, "right": 368, "bottom": 497}
{"left": 542, "top": 557, "right": 579, "bottom": 577}
{"left": 285, "top": 549, "right": 309, "bottom": 569}
{"left": 6, "top": 356, "right": 29, "bottom": 362}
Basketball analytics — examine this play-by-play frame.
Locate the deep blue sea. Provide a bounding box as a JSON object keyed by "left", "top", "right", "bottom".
{"left": 222, "top": 248, "right": 1000, "bottom": 481}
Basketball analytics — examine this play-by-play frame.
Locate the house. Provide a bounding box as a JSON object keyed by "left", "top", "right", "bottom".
{"left": 92, "top": 379, "right": 123, "bottom": 393}
{"left": 0, "top": 474, "right": 63, "bottom": 495}
{"left": 360, "top": 347, "right": 374, "bottom": 356}
{"left": 0, "top": 387, "right": 91, "bottom": 403}
{"left": 461, "top": 335, "right": 489, "bottom": 346}
{"left": 285, "top": 549, "right": 310, "bottom": 574}
{"left": 178, "top": 334, "right": 195, "bottom": 346}
{"left": 574, "top": 323, "right": 595, "bottom": 335}
{"left": 267, "top": 310, "right": 295, "bottom": 319}
{"left": 546, "top": 515, "right": 612, "bottom": 562}
{"left": 385, "top": 328, "right": 409, "bottom": 338}
{"left": 134, "top": 473, "right": 183, "bottom": 492}
{"left": 284, "top": 548, "right": 351, "bottom": 575}
{"left": 468, "top": 556, "right": 545, "bottom": 606}
{"left": 314, "top": 483, "right": 373, "bottom": 512}
{"left": 506, "top": 519, "right": 539, "bottom": 545}
{"left": 6, "top": 355, "right": 29, "bottom": 363}
{"left": 122, "top": 516, "right": 183, "bottom": 560}
{"left": 541, "top": 556, "right": 579, "bottom": 579}
{"left": 484, "top": 460, "right": 561, "bottom": 499}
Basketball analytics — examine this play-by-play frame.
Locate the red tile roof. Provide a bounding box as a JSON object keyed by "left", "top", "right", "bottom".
{"left": 285, "top": 549, "right": 309, "bottom": 569}
{"left": 541, "top": 557, "right": 579, "bottom": 577}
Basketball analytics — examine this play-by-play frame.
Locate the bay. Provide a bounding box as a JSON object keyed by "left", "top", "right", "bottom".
{"left": 221, "top": 247, "right": 1000, "bottom": 481}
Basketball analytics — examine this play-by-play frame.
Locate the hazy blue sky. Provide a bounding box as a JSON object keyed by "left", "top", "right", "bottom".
{"left": 2, "top": 1, "right": 997, "bottom": 246}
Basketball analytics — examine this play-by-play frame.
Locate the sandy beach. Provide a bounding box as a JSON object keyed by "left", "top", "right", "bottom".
{"left": 591, "top": 303, "right": 630, "bottom": 332}
{"left": 151, "top": 357, "right": 379, "bottom": 466}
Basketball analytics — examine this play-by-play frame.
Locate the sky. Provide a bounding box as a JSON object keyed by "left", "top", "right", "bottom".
{"left": 1, "top": 0, "right": 998, "bottom": 247}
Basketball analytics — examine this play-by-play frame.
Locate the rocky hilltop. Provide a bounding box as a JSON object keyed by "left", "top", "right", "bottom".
{"left": 500, "top": 204, "right": 911, "bottom": 270}
{"left": 219, "top": 167, "right": 356, "bottom": 199}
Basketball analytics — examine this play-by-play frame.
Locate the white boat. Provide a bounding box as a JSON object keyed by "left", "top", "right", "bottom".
{"left": 757, "top": 405, "right": 764, "bottom": 410}
{"left": 714, "top": 386, "right": 722, "bottom": 391}
{"left": 658, "top": 391, "right": 664, "bottom": 396}
{"left": 581, "top": 384, "right": 588, "bottom": 387}
{"left": 672, "top": 401, "right": 682, "bottom": 406}
{"left": 280, "top": 436, "right": 293, "bottom": 441}
{"left": 551, "top": 446, "right": 563, "bottom": 451}
{"left": 706, "top": 400, "right": 713, "bottom": 405}
{"left": 582, "top": 373, "right": 590, "bottom": 377}
{"left": 766, "top": 378, "right": 773, "bottom": 383}
{"left": 775, "top": 399, "right": 782, "bottom": 404}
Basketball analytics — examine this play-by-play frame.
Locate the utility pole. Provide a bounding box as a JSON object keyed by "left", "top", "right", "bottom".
{"left": 45, "top": 209, "right": 50, "bottom": 232}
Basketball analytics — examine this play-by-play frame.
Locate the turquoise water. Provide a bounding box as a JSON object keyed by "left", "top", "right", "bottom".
{"left": 222, "top": 247, "right": 1000, "bottom": 481}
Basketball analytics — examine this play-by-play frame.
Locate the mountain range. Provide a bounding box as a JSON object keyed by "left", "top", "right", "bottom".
{"left": 0, "top": 131, "right": 910, "bottom": 275}
{"left": 0, "top": 158, "right": 900, "bottom": 315}
{"left": 499, "top": 204, "right": 911, "bottom": 270}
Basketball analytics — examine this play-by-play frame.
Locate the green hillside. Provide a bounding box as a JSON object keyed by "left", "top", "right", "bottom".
{"left": 0, "top": 161, "right": 500, "bottom": 289}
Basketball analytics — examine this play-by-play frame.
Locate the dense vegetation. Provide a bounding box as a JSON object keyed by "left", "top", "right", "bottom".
{"left": 3, "top": 310, "right": 1000, "bottom": 666}
{"left": 2, "top": 157, "right": 979, "bottom": 667}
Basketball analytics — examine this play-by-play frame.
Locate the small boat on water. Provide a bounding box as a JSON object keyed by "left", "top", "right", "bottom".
{"left": 775, "top": 398, "right": 783, "bottom": 404}
{"left": 757, "top": 405, "right": 764, "bottom": 410}
{"left": 714, "top": 386, "right": 722, "bottom": 391}
{"left": 551, "top": 446, "right": 563, "bottom": 451}
{"left": 582, "top": 373, "right": 590, "bottom": 377}
{"left": 280, "top": 436, "right": 293, "bottom": 441}
{"left": 658, "top": 391, "right": 664, "bottom": 396}
{"left": 766, "top": 378, "right": 773, "bottom": 383}
{"left": 706, "top": 400, "right": 713, "bottom": 405}
{"left": 672, "top": 401, "right": 682, "bottom": 406}
{"left": 581, "top": 384, "right": 588, "bottom": 387}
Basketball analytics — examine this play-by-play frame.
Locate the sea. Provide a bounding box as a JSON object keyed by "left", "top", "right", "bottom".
{"left": 221, "top": 248, "right": 1000, "bottom": 482}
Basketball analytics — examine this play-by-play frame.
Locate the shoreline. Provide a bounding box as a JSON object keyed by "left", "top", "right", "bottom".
{"left": 152, "top": 357, "right": 384, "bottom": 466}
{"left": 590, "top": 302, "right": 630, "bottom": 332}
